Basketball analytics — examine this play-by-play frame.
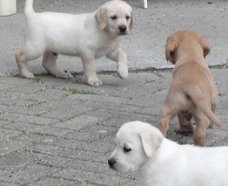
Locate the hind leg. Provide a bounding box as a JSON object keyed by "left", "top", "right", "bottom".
{"left": 15, "top": 44, "right": 44, "bottom": 78}
{"left": 158, "top": 104, "right": 177, "bottom": 136}
{"left": 15, "top": 50, "right": 35, "bottom": 78}
{"left": 208, "top": 103, "right": 216, "bottom": 129}
{"left": 193, "top": 113, "right": 210, "bottom": 146}
{"left": 42, "top": 51, "right": 73, "bottom": 79}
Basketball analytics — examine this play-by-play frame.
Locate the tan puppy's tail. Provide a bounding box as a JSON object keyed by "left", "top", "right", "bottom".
{"left": 184, "top": 86, "right": 221, "bottom": 128}
{"left": 25, "top": 0, "right": 34, "bottom": 15}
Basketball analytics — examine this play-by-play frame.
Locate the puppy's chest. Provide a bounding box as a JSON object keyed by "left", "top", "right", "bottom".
{"left": 95, "top": 45, "right": 117, "bottom": 58}
{"left": 93, "top": 41, "right": 120, "bottom": 58}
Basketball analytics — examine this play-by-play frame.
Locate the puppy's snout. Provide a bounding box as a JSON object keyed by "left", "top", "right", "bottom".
{"left": 119, "top": 25, "right": 127, "bottom": 33}
{"left": 108, "top": 158, "right": 116, "bottom": 168}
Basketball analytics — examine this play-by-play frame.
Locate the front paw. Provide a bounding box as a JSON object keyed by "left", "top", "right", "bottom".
{"left": 64, "top": 70, "right": 74, "bottom": 79}
{"left": 118, "top": 68, "right": 128, "bottom": 79}
{"left": 88, "top": 78, "right": 102, "bottom": 87}
{"left": 21, "top": 71, "right": 34, "bottom": 79}
{"left": 55, "top": 70, "right": 74, "bottom": 79}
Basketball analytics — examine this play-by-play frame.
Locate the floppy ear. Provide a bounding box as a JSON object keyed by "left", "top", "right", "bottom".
{"left": 165, "top": 36, "right": 177, "bottom": 64}
{"left": 129, "top": 13, "right": 133, "bottom": 31}
{"left": 201, "top": 38, "right": 211, "bottom": 58}
{"left": 95, "top": 7, "right": 107, "bottom": 30}
{"left": 139, "top": 127, "right": 163, "bottom": 158}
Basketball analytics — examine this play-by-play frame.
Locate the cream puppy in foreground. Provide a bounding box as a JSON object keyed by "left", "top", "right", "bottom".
{"left": 108, "top": 121, "right": 228, "bottom": 186}
{"left": 16, "top": 0, "right": 133, "bottom": 86}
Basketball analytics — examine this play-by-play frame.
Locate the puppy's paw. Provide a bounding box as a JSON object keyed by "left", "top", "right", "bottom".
{"left": 56, "top": 71, "right": 73, "bottom": 79}
{"left": 64, "top": 70, "right": 74, "bottom": 79}
{"left": 88, "top": 78, "right": 102, "bottom": 87}
{"left": 118, "top": 68, "right": 128, "bottom": 79}
{"left": 22, "top": 71, "right": 34, "bottom": 79}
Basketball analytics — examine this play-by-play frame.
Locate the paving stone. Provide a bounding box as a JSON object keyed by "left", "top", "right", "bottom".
{"left": 0, "top": 69, "right": 227, "bottom": 185}
{"left": 0, "top": 151, "right": 35, "bottom": 169}
{"left": 0, "top": 129, "right": 21, "bottom": 140}
{"left": 31, "top": 177, "right": 79, "bottom": 186}
{"left": 9, "top": 164, "right": 59, "bottom": 185}
{"left": 0, "top": 139, "right": 29, "bottom": 156}
{"left": 0, "top": 113, "right": 59, "bottom": 125}
{"left": 55, "top": 115, "right": 100, "bottom": 130}
{"left": 53, "top": 169, "right": 134, "bottom": 186}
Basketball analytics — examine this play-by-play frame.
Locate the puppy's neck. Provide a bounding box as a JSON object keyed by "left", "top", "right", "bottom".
{"left": 140, "top": 139, "right": 179, "bottom": 177}
{"left": 175, "top": 44, "right": 205, "bottom": 68}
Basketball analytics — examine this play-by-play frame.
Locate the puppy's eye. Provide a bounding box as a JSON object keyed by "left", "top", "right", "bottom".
{"left": 110, "top": 15, "right": 117, "bottom": 20}
{"left": 123, "top": 146, "right": 132, "bottom": 153}
{"left": 126, "top": 15, "right": 130, "bottom": 20}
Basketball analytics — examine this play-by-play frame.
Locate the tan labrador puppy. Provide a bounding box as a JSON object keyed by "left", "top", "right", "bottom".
{"left": 158, "top": 30, "right": 221, "bottom": 146}
{"left": 16, "top": 0, "right": 133, "bottom": 86}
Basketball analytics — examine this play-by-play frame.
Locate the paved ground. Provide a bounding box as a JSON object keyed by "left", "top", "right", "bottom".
{"left": 0, "top": 0, "right": 228, "bottom": 75}
{"left": 0, "top": 68, "right": 228, "bottom": 185}
{"left": 0, "top": 0, "right": 228, "bottom": 185}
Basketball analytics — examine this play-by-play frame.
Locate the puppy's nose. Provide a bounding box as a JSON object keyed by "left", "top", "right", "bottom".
{"left": 108, "top": 158, "right": 116, "bottom": 168}
{"left": 119, "top": 25, "right": 127, "bottom": 33}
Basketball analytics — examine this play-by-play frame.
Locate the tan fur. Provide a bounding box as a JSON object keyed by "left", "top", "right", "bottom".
{"left": 158, "top": 30, "right": 221, "bottom": 146}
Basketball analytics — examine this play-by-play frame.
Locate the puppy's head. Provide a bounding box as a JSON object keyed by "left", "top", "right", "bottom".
{"left": 95, "top": 0, "right": 133, "bottom": 36}
{"left": 165, "top": 30, "right": 211, "bottom": 64}
{"left": 108, "top": 121, "right": 163, "bottom": 173}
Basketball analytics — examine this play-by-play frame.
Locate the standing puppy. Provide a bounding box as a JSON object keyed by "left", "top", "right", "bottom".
{"left": 16, "top": 0, "right": 133, "bottom": 86}
{"left": 109, "top": 121, "right": 228, "bottom": 186}
{"left": 158, "top": 30, "right": 221, "bottom": 145}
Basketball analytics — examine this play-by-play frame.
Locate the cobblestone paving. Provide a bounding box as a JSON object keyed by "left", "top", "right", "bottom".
{"left": 0, "top": 69, "right": 227, "bottom": 185}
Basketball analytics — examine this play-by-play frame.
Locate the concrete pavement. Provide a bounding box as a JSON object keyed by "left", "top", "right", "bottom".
{"left": 0, "top": 0, "right": 228, "bottom": 185}
{"left": 0, "top": 68, "right": 227, "bottom": 185}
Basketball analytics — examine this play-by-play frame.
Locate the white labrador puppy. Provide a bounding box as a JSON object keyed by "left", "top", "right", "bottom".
{"left": 109, "top": 121, "right": 228, "bottom": 186}
{"left": 16, "top": 0, "right": 133, "bottom": 86}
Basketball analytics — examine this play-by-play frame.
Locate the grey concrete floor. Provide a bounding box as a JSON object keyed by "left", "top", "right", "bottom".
{"left": 0, "top": 69, "right": 227, "bottom": 185}
{"left": 0, "top": 0, "right": 228, "bottom": 185}
{"left": 0, "top": 0, "right": 227, "bottom": 76}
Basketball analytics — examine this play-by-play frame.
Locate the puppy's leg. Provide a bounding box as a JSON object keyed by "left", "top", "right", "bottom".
{"left": 177, "top": 112, "right": 193, "bottom": 133}
{"left": 15, "top": 50, "right": 34, "bottom": 78}
{"left": 81, "top": 55, "right": 102, "bottom": 87}
{"left": 193, "top": 113, "right": 210, "bottom": 146}
{"left": 42, "top": 51, "right": 73, "bottom": 79}
{"left": 107, "top": 48, "right": 128, "bottom": 79}
{"left": 158, "top": 104, "right": 176, "bottom": 135}
{"left": 16, "top": 43, "right": 45, "bottom": 78}
{"left": 209, "top": 103, "right": 216, "bottom": 128}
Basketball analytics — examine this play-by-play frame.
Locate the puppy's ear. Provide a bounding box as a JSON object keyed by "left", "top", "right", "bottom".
{"left": 139, "top": 127, "right": 163, "bottom": 158}
{"left": 129, "top": 13, "right": 133, "bottom": 31}
{"left": 95, "top": 7, "right": 107, "bottom": 30}
{"left": 165, "top": 36, "right": 177, "bottom": 64}
{"left": 201, "top": 38, "right": 211, "bottom": 58}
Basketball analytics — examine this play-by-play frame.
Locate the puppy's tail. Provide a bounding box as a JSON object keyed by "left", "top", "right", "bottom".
{"left": 25, "top": 0, "right": 35, "bottom": 15}
{"left": 184, "top": 86, "right": 221, "bottom": 128}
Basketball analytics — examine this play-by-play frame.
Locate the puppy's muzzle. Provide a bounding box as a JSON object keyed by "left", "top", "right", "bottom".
{"left": 119, "top": 25, "right": 127, "bottom": 34}
{"left": 108, "top": 158, "right": 116, "bottom": 169}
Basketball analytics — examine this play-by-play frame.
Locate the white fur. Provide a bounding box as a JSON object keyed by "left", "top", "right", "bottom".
{"left": 16, "top": 0, "right": 133, "bottom": 86}
{"left": 109, "top": 121, "right": 228, "bottom": 186}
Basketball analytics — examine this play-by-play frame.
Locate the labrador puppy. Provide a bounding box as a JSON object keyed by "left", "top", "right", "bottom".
{"left": 16, "top": 0, "right": 133, "bottom": 86}
{"left": 158, "top": 30, "right": 221, "bottom": 145}
{"left": 109, "top": 121, "right": 228, "bottom": 186}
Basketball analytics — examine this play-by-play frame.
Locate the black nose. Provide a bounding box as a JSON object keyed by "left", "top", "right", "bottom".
{"left": 108, "top": 159, "right": 116, "bottom": 168}
{"left": 119, "top": 25, "right": 127, "bottom": 33}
